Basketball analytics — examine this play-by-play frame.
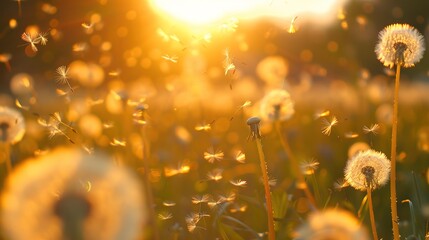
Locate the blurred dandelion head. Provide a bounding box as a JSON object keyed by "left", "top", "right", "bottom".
{"left": 344, "top": 149, "right": 390, "bottom": 191}
{"left": 260, "top": 89, "right": 294, "bottom": 122}
{"left": 0, "top": 106, "right": 25, "bottom": 144}
{"left": 1, "top": 147, "right": 146, "bottom": 240}
{"left": 295, "top": 208, "right": 370, "bottom": 240}
{"left": 256, "top": 56, "right": 288, "bottom": 87}
{"left": 375, "top": 23, "right": 425, "bottom": 68}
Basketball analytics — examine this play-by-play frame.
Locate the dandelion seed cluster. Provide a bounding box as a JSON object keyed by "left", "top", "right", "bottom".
{"left": 344, "top": 149, "right": 390, "bottom": 191}
{"left": 375, "top": 23, "right": 425, "bottom": 68}
{"left": 0, "top": 107, "right": 25, "bottom": 144}
{"left": 1, "top": 148, "right": 146, "bottom": 240}
{"left": 295, "top": 209, "right": 370, "bottom": 240}
{"left": 260, "top": 89, "right": 294, "bottom": 122}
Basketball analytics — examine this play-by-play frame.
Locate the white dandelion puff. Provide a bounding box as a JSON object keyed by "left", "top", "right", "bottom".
{"left": 260, "top": 89, "right": 294, "bottom": 122}
{"left": 0, "top": 107, "right": 25, "bottom": 144}
{"left": 295, "top": 209, "right": 370, "bottom": 240}
{"left": 1, "top": 147, "right": 147, "bottom": 240}
{"left": 375, "top": 23, "right": 425, "bottom": 68}
{"left": 344, "top": 149, "right": 390, "bottom": 191}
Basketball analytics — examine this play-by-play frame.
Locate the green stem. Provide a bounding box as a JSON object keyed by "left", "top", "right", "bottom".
{"left": 367, "top": 187, "right": 379, "bottom": 240}
{"left": 255, "top": 138, "right": 276, "bottom": 240}
{"left": 390, "top": 64, "right": 400, "bottom": 240}
{"left": 274, "top": 122, "right": 317, "bottom": 209}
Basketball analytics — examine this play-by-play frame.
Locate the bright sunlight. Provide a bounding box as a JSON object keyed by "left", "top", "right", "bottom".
{"left": 149, "top": 0, "right": 344, "bottom": 26}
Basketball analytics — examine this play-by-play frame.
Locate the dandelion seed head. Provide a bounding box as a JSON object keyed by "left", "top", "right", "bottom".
{"left": 295, "top": 209, "right": 370, "bottom": 240}
{"left": 10, "top": 73, "right": 34, "bottom": 95}
{"left": 256, "top": 56, "right": 288, "bottom": 87}
{"left": 0, "top": 107, "right": 25, "bottom": 144}
{"left": 260, "top": 89, "right": 294, "bottom": 122}
{"left": 375, "top": 23, "right": 425, "bottom": 68}
{"left": 1, "top": 147, "right": 146, "bottom": 240}
{"left": 344, "top": 149, "right": 390, "bottom": 191}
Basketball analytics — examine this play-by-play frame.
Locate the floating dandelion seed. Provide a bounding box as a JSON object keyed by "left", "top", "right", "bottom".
{"left": 344, "top": 132, "right": 359, "bottom": 139}
{"left": 260, "top": 89, "right": 294, "bottom": 122}
{"left": 229, "top": 179, "right": 247, "bottom": 187}
{"left": 158, "top": 211, "right": 173, "bottom": 220}
{"left": 81, "top": 22, "right": 94, "bottom": 30}
{"left": 110, "top": 138, "right": 126, "bottom": 147}
{"left": 21, "top": 32, "right": 40, "bottom": 52}
{"left": 314, "top": 109, "right": 330, "bottom": 119}
{"left": 219, "top": 17, "right": 239, "bottom": 32}
{"left": 203, "top": 148, "right": 224, "bottom": 163}
{"left": 230, "top": 101, "right": 252, "bottom": 120}
{"left": 321, "top": 116, "right": 338, "bottom": 136}
{"left": 344, "top": 149, "right": 390, "bottom": 191}
{"left": 235, "top": 151, "right": 246, "bottom": 163}
{"left": 295, "top": 209, "right": 370, "bottom": 240}
{"left": 230, "top": 203, "right": 248, "bottom": 213}
{"left": 162, "top": 54, "right": 178, "bottom": 63}
{"left": 185, "top": 212, "right": 209, "bottom": 232}
{"left": 375, "top": 23, "right": 425, "bottom": 68}
{"left": 334, "top": 178, "right": 349, "bottom": 190}
{"left": 363, "top": 123, "right": 380, "bottom": 135}
{"left": 194, "top": 122, "right": 212, "bottom": 131}
{"left": 300, "top": 159, "right": 320, "bottom": 175}
{"left": 288, "top": 16, "right": 298, "bottom": 33}
{"left": 37, "top": 113, "right": 75, "bottom": 144}
{"left": 37, "top": 31, "right": 49, "bottom": 45}
{"left": 206, "top": 168, "right": 223, "bottom": 181}
{"left": 15, "top": 99, "right": 29, "bottom": 111}
{"left": 191, "top": 194, "right": 210, "bottom": 204}
{"left": 219, "top": 192, "right": 236, "bottom": 202}
{"left": 163, "top": 201, "right": 176, "bottom": 207}
{"left": 223, "top": 48, "right": 236, "bottom": 76}
{"left": 55, "top": 66, "right": 74, "bottom": 92}
{"left": 164, "top": 162, "right": 190, "bottom": 177}
{"left": 1, "top": 147, "right": 147, "bottom": 240}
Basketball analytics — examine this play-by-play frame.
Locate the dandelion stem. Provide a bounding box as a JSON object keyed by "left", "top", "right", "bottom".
{"left": 4, "top": 143, "right": 11, "bottom": 174}
{"left": 274, "top": 121, "right": 317, "bottom": 209}
{"left": 390, "top": 64, "right": 401, "bottom": 240}
{"left": 0, "top": 124, "right": 12, "bottom": 174}
{"left": 255, "top": 138, "right": 276, "bottom": 240}
{"left": 140, "top": 125, "right": 159, "bottom": 240}
{"left": 367, "top": 187, "right": 379, "bottom": 240}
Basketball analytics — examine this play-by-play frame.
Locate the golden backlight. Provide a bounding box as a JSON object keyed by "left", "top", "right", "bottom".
{"left": 149, "top": 0, "right": 344, "bottom": 26}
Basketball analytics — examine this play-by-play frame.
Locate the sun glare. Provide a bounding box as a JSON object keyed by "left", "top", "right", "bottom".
{"left": 150, "top": 0, "right": 345, "bottom": 26}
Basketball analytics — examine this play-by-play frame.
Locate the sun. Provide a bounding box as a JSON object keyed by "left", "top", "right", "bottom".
{"left": 149, "top": 0, "right": 346, "bottom": 26}
{"left": 148, "top": 0, "right": 260, "bottom": 26}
